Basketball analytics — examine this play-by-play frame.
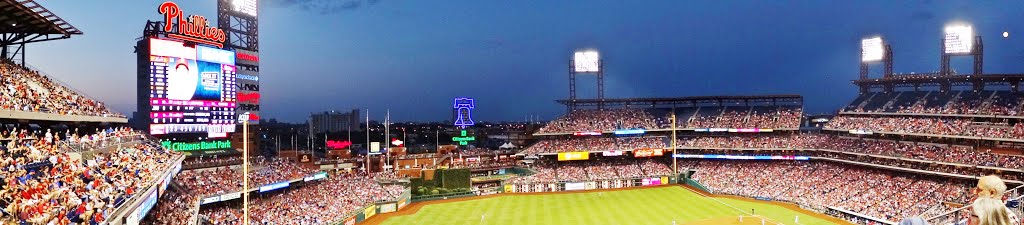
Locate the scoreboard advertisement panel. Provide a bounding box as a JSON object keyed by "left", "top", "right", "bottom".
{"left": 148, "top": 38, "right": 237, "bottom": 137}
{"left": 235, "top": 49, "right": 261, "bottom": 124}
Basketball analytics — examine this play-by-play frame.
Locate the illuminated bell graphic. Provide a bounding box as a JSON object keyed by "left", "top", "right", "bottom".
{"left": 455, "top": 108, "right": 473, "bottom": 127}
{"left": 453, "top": 98, "right": 476, "bottom": 129}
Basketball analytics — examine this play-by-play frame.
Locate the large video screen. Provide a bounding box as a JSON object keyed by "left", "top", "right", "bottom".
{"left": 148, "top": 38, "right": 237, "bottom": 137}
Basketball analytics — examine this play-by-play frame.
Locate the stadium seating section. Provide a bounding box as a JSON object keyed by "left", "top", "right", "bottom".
{"left": 0, "top": 60, "right": 124, "bottom": 118}
{"left": 844, "top": 90, "right": 1024, "bottom": 116}
{"left": 535, "top": 106, "right": 802, "bottom": 134}
{"left": 0, "top": 127, "right": 180, "bottom": 224}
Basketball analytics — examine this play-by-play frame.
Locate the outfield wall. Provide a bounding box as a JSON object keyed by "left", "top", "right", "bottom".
{"left": 331, "top": 188, "right": 413, "bottom": 225}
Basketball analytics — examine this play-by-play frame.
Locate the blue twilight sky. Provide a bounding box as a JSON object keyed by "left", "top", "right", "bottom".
{"left": 22, "top": 0, "right": 1024, "bottom": 123}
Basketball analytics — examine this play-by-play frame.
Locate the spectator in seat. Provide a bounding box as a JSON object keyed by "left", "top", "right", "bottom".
{"left": 971, "top": 198, "right": 1012, "bottom": 225}
{"left": 972, "top": 175, "right": 1019, "bottom": 225}
{"left": 899, "top": 217, "right": 928, "bottom": 225}
{"left": 976, "top": 175, "right": 1007, "bottom": 199}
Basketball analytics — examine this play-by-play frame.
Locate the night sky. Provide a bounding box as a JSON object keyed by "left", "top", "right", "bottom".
{"left": 23, "top": 0, "right": 1024, "bottom": 123}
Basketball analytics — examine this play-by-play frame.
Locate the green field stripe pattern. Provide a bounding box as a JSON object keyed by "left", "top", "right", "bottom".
{"left": 378, "top": 186, "right": 840, "bottom": 225}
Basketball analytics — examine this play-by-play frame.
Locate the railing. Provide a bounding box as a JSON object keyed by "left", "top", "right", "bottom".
{"left": 822, "top": 128, "right": 1024, "bottom": 143}
{"left": 926, "top": 184, "right": 1024, "bottom": 225}
{"left": 826, "top": 207, "right": 897, "bottom": 225}
{"left": 191, "top": 197, "right": 201, "bottom": 225}
{"left": 62, "top": 134, "right": 147, "bottom": 152}
{"left": 108, "top": 155, "right": 186, "bottom": 225}
{"left": 674, "top": 146, "right": 1024, "bottom": 178}
{"left": 182, "top": 158, "right": 243, "bottom": 170}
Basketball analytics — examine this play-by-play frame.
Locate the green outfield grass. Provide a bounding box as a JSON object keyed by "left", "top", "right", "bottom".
{"left": 377, "top": 186, "right": 841, "bottom": 225}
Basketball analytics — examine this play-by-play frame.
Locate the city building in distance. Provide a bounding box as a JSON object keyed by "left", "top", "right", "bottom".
{"left": 309, "top": 109, "right": 361, "bottom": 134}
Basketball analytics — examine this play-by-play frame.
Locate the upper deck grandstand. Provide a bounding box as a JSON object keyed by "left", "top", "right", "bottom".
{"left": 535, "top": 95, "right": 803, "bottom": 135}
{"left": 0, "top": 0, "right": 124, "bottom": 123}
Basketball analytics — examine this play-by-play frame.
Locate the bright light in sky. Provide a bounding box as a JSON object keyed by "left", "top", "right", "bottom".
{"left": 943, "top": 24, "right": 973, "bottom": 54}
{"left": 861, "top": 37, "right": 884, "bottom": 62}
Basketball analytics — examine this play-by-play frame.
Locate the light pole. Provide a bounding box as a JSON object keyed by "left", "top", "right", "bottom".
{"left": 671, "top": 108, "right": 677, "bottom": 175}
{"left": 238, "top": 112, "right": 250, "bottom": 225}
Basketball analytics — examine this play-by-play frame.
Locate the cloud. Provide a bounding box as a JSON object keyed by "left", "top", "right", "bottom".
{"left": 266, "top": 0, "right": 382, "bottom": 15}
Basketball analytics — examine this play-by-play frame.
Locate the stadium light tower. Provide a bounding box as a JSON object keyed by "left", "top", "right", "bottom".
{"left": 238, "top": 112, "right": 251, "bottom": 225}
{"left": 940, "top": 24, "right": 983, "bottom": 76}
{"left": 859, "top": 37, "right": 893, "bottom": 80}
{"left": 570, "top": 49, "right": 604, "bottom": 110}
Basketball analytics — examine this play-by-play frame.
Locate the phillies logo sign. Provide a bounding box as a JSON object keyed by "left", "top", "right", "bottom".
{"left": 159, "top": 1, "right": 227, "bottom": 48}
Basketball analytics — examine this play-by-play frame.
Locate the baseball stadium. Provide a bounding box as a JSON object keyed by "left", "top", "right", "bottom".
{"left": 0, "top": 1, "right": 1022, "bottom": 225}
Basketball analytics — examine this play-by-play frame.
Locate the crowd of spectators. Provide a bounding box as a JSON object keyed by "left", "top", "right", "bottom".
{"left": 0, "top": 60, "right": 124, "bottom": 118}
{"left": 678, "top": 134, "right": 1024, "bottom": 169}
{"left": 507, "top": 158, "right": 673, "bottom": 184}
{"left": 450, "top": 157, "right": 517, "bottom": 170}
{"left": 457, "top": 148, "right": 518, "bottom": 156}
{"left": 0, "top": 128, "right": 181, "bottom": 224}
{"left": 193, "top": 172, "right": 404, "bottom": 225}
{"left": 535, "top": 107, "right": 803, "bottom": 134}
{"left": 147, "top": 158, "right": 406, "bottom": 225}
{"left": 685, "top": 108, "right": 802, "bottom": 129}
{"left": 537, "top": 109, "right": 661, "bottom": 133}
{"left": 141, "top": 188, "right": 199, "bottom": 225}
{"left": 826, "top": 116, "right": 1024, "bottom": 140}
{"left": 683, "top": 160, "right": 972, "bottom": 222}
{"left": 521, "top": 136, "right": 667, "bottom": 155}
{"left": 174, "top": 156, "right": 317, "bottom": 201}
{"left": 182, "top": 155, "right": 243, "bottom": 170}
{"left": 845, "top": 91, "right": 1024, "bottom": 116}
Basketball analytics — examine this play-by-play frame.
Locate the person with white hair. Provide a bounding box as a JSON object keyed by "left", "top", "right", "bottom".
{"left": 973, "top": 175, "right": 1019, "bottom": 224}
{"left": 976, "top": 175, "right": 1007, "bottom": 199}
{"left": 971, "top": 198, "right": 1013, "bottom": 225}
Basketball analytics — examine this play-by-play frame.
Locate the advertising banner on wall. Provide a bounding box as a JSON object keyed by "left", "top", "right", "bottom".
{"left": 565, "top": 182, "right": 585, "bottom": 191}
{"left": 380, "top": 203, "right": 397, "bottom": 213}
{"left": 602, "top": 150, "right": 623, "bottom": 156}
{"left": 557, "top": 152, "right": 590, "bottom": 161}
{"left": 642, "top": 177, "right": 663, "bottom": 186}
{"left": 633, "top": 149, "right": 664, "bottom": 157}
{"left": 363, "top": 205, "right": 377, "bottom": 219}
